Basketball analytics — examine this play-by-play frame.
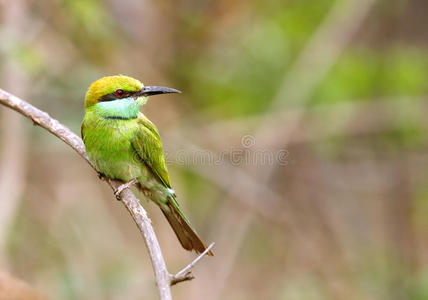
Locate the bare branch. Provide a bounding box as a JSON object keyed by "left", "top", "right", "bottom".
{"left": 171, "top": 242, "right": 215, "bottom": 286}
{"left": 0, "top": 88, "right": 173, "bottom": 300}
{"left": 170, "top": 272, "right": 194, "bottom": 286}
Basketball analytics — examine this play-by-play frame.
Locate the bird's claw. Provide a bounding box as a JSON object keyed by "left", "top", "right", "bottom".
{"left": 97, "top": 172, "right": 106, "bottom": 180}
{"left": 114, "top": 178, "right": 138, "bottom": 200}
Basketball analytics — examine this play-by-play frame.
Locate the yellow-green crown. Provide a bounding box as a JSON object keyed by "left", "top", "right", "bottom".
{"left": 84, "top": 75, "right": 143, "bottom": 108}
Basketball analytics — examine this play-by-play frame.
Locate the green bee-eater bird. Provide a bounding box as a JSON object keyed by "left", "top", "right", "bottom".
{"left": 81, "top": 75, "right": 212, "bottom": 255}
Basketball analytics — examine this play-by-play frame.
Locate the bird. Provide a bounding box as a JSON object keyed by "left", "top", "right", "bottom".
{"left": 81, "top": 75, "right": 213, "bottom": 255}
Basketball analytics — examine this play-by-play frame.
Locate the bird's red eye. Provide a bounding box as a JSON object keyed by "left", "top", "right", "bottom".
{"left": 115, "top": 89, "right": 124, "bottom": 97}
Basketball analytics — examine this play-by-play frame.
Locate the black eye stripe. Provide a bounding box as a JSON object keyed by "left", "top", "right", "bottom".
{"left": 99, "top": 93, "right": 117, "bottom": 102}
{"left": 99, "top": 90, "right": 134, "bottom": 102}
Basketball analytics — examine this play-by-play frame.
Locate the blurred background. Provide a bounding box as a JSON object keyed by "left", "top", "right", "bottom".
{"left": 1, "top": 0, "right": 428, "bottom": 299}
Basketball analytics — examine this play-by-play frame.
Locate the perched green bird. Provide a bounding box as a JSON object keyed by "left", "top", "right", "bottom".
{"left": 81, "top": 75, "right": 212, "bottom": 255}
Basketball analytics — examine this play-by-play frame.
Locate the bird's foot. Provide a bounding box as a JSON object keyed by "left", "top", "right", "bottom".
{"left": 114, "top": 178, "right": 139, "bottom": 200}
{"left": 97, "top": 172, "right": 107, "bottom": 180}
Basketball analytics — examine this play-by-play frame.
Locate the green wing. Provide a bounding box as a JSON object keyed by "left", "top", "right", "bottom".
{"left": 131, "top": 113, "right": 172, "bottom": 188}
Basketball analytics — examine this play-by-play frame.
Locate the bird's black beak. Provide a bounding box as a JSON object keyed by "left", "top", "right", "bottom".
{"left": 137, "top": 86, "right": 181, "bottom": 97}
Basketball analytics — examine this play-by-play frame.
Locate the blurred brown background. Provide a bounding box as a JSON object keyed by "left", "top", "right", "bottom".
{"left": 1, "top": 0, "right": 428, "bottom": 299}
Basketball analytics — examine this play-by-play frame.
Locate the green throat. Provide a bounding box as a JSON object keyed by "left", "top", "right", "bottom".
{"left": 93, "top": 98, "right": 143, "bottom": 120}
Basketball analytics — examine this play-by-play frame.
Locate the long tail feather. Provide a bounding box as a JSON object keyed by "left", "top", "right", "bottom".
{"left": 160, "top": 195, "right": 213, "bottom": 256}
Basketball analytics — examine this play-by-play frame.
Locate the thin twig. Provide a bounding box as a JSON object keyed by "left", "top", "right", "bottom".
{"left": 171, "top": 242, "right": 215, "bottom": 286}
{"left": 0, "top": 88, "right": 176, "bottom": 299}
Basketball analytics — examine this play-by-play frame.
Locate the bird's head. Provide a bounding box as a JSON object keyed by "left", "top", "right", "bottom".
{"left": 84, "top": 75, "right": 180, "bottom": 109}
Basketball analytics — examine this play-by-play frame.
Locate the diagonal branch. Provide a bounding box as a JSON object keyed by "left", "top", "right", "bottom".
{"left": 0, "top": 88, "right": 186, "bottom": 299}
{"left": 170, "top": 242, "right": 215, "bottom": 286}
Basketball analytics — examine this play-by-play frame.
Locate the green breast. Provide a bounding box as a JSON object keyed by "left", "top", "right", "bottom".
{"left": 82, "top": 112, "right": 143, "bottom": 181}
